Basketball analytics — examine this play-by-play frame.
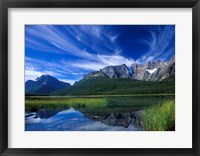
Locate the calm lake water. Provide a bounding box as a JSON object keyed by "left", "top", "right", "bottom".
{"left": 25, "top": 108, "right": 143, "bottom": 131}
{"left": 25, "top": 95, "right": 174, "bottom": 131}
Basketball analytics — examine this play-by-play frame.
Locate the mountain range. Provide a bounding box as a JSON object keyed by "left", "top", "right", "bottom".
{"left": 25, "top": 55, "right": 175, "bottom": 95}
{"left": 25, "top": 75, "right": 71, "bottom": 95}
{"left": 84, "top": 55, "right": 175, "bottom": 81}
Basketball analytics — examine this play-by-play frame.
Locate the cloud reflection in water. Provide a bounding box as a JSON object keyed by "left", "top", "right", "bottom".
{"left": 25, "top": 108, "right": 142, "bottom": 131}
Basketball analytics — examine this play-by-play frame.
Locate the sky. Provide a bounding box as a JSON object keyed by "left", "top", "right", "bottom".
{"left": 25, "top": 25, "right": 175, "bottom": 84}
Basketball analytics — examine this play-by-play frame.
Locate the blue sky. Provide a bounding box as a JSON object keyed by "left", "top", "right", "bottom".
{"left": 25, "top": 25, "right": 175, "bottom": 84}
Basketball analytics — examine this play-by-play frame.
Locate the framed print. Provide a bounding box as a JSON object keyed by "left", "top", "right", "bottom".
{"left": 0, "top": 0, "right": 200, "bottom": 155}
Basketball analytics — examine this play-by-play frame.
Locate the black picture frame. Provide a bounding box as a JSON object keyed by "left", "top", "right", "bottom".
{"left": 0, "top": 0, "right": 199, "bottom": 155}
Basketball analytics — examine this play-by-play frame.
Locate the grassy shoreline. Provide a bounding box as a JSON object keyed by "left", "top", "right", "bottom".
{"left": 143, "top": 100, "right": 175, "bottom": 131}
{"left": 26, "top": 93, "right": 175, "bottom": 98}
{"left": 25, "top": 95, "right": 174, "bottom": 110}
{"left": 25, "top": 95, "right": 175, "bottom": 131}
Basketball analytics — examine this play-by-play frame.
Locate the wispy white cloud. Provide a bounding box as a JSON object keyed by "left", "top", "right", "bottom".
{"left": 61, "top": 53, "right": 135, "bottom": 71}
{"left": 25, "top": 50, "right": 136, "bottom": 83}
{"left": 25, "top": 67, "right": 81, "bottom": 85}
{"left": 26, "top": 25, "right": 121, "bottom": 60}
{"left": 25, "top": 67, "right": 62, "bottom": 82}
{"left": 97, "top": 54, "right": 134, "bottom": 66}
{"left": 70, "top": 61, "right": 105, "bottom": 71}
{"left": 25, "top": 57, "right": 88, "bottom": 83}
{"left": 114, "top": 48, "right": 122, "bottom": 55}
{"left": 26, "top": 25, "right": 94, "bottom": 59}
{"left": 136, "top": 26, "right": 175, "bottom": 63}
{"left": 25, "top": 25, "right": 174, "bottom": 84}
{"left": 110, "top": 35, "right": 118, "bottom": 42}
{"left": 25, "top": 70, "right": 43, "bottom": 82}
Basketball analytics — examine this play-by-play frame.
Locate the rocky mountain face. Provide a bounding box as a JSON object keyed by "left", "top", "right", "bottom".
{"left": 131, "top": 55, "right": 175, "bottom": 81}
{"left": 102, "top": 64, "right": 131, "bottom": 78}
{"left": 25, "top": 75, "right": 71, "bottom": 95}
{"left": 84, "top": 64, "right": 131, "bottom": 79}
{"left": 85, "top": 55, "right": 175, "bottom": 81}
{"left": 84, "top": 71, "right": 108, "bottom": 79}
{"left": 84, "top": 111, "right": 144, "bottom": 129}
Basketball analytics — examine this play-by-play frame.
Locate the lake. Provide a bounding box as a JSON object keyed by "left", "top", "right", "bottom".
{"left": 25, "top": 108, "right": 144, "bottom": 131}
{"left": 25, "top": 95, "right": 175, "bottom": 131}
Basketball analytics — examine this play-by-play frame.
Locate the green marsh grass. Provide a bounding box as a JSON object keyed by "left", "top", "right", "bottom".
{"left": 25, "top": 97, "right": 107, "bottom": 111}
{"left": 25, "top": 95, "right": 174, "bottom": 113}
{"left": 143, "top": 100, "right": 175, "bottom": 131}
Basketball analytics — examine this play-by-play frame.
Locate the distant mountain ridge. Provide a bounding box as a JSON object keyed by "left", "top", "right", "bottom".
{"left": 25, "top": 75, "right": 71, "bottom": 95}
{"left": 25, "top": 55, "right": 175, "bottom": 96}
{"left": 84, "top": 55, "right": 175, "bottom": 81}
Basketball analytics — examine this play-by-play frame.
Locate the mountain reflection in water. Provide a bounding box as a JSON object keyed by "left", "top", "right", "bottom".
{"left": 25, "top": 108, "right": 143, "bottom": 131}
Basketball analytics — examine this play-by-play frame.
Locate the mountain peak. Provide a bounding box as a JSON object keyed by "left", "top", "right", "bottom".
{"left": 35, "top": 74, "right": 53, "bottom": 80}
{"left": 169, "top": 55, "right": 175, "bottom": 63}
{"left": 85, "top": 64, "right": 131, "bottom": 79}
{"left": 131, "top": 55, "right": 175, "bottom": 81}
{"left": 102, "top": 64, "right": 130, "bottom": 78}
{"left": 84, "top": 55, "right": 175, "bottom": 81}
{"left": 26, "top": 75, "right": 71, "bottom": 95}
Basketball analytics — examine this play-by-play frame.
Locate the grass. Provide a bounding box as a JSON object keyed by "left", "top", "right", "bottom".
{"left": 25, "top": 95, "right": 174, "bottom": 112}
{"left": 143, "top": 100, "right": 175, "bottom": 131}
{"left": 25, "top": 97, "right": 107, "bottom": 111}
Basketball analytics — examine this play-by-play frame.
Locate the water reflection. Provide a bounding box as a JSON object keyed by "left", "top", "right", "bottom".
{"left": 25, "top": 108, "right": 143, "bottom": 131}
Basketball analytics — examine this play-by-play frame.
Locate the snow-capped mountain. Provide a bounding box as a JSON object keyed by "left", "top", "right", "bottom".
{"left": 131, "top": 55, "right": 175, "bottom": 81}
{"left": 84, "top": 55, "right": 175, "bottom": 81}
